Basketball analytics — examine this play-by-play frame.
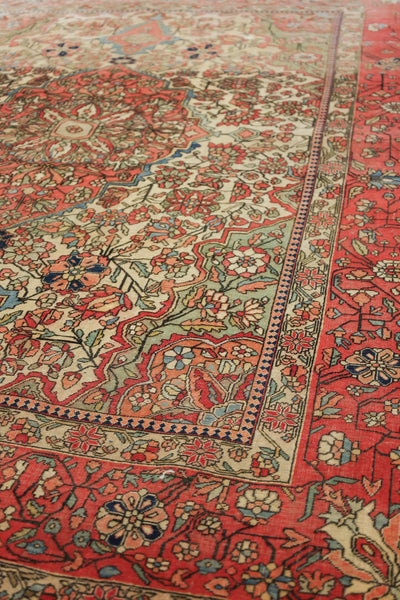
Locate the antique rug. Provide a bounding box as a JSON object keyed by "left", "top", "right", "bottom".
{"left": 1, "top": 0, "right": 400, "bottom": 598}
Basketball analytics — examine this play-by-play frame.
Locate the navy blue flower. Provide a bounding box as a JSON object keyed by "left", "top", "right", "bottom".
{"left": 0, "top": 229, "right": 12, "bottom": 249}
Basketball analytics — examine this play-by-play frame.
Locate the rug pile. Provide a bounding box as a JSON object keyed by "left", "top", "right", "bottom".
{"left": 1, "top": 0, "right": 400, "bottom": 598}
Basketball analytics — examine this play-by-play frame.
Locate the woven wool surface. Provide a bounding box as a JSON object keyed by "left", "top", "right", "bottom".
{"left": 0, "top": 0, "right": 400, "bottom": 598}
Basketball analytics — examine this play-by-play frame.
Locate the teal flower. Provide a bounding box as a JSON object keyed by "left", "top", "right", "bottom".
{"left": 196, "top": 558, "right": 222, "bottom": 574}
{"left": 73, "top": 529, "right": 91, "bottom": 548}
{"left": 25, "top": 540, "right": 47, "bottom": 555}
{"left": 163, "top": 345, "right": 195, "bottom": 370}
{"left": 44, "top": 518, "right": 61, "bottom": 534}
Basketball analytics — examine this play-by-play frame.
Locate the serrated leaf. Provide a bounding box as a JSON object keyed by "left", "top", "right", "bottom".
{"left": 123, "top": 473, "right": 139, "bottom": 489}
{"left": 137, "top": 297, "right": 156, "bottom": 310}
{"left": 32, "top": 455, "right": 56, "bottom": 467}
{"left": 85, "top": 462, "right": 101, "bottom": 474}
{"left": 268, "top": 264, "right": 279, "bottom": 276}
{"left": 0, "top": 310, "right": 22, "bottom": 325}
{"left": 71, "top": 507, "right": 87, "bottom": 518}
{"left": 328, "top": 539, "right": 344, "bottom": 550}
{"left": 181, "top": 319, "right": 226, "bottom": 332}
{"left": 374, "top": 512, "right": 389, "bottom": 531}
{"left": 110, "top": 266, "right": 121, "bottom": 284}
{"left": 383, "top": 297, "right": 396, "bottom": 314}
{"left": 132, "top": 261, "right": 150, "bottom": 278}
{"left": 323, "top": 407, "right": 340, "bottom": 415}
{"left": 26, "top": 500, "right": 44, "bottom": 519}
{"left": 116, "top": 432, "right": 127, "bottom": 444}
{"left": 348, "top": 185, "right": 364, "bottom": 199}
{"left": 86, "top": 328, "right": 104, "bottom": 348}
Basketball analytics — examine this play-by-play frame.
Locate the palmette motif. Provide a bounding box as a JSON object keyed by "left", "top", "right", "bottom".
{"left": 1, "top": 1, "right": 400, "bottom": 599}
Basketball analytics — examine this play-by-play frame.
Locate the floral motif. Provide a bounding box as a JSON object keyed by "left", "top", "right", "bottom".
{"left": 343, "top": 348, "right": 400, "bottom": 387}
{"left": 236, "top": 489, "right": 281, "bottom": 525}
{"left": 182, "top": 438, "right": 221, "bottom": 467}
{"left": 223, "top": 247, "right": 270, "bottom": 278}
{"left": 242, "top": 563, "right": 295, "bottom": 600}
{"left": 163, "top": 346, "right": 195, "bottom": 370}
{"left": 232, "top": 539, "right": 259, "bottom": 564}
{"left": 0, "top": 229, "right": 12, "bottom": 249}
{"left": 65, "top": 424, "right": 104, "bottom": 453}
{"left": 373, "top": 260, "right": 400, "bottom": 282}
{"left": 95, "top": 490, "right": 169, "bottom": 552}
{"left": 0, "top": 5, "right": 397, "bottom": 600}
{"left": 321, "top": 501, "right": 400, "bottom": 599}
{"left": 43, "top": 253, "right": 109, "bottom": 292}
{"left": 262, "top": 404, "right": 298, "bottom": 432}
{"left": 0, "top": 69, "right": 204, "bottom": 177}
{"left": 5, "top": 418, "right": 40, "bottom": 444}
{"left": 317, "top": 431, "right": 360, "bottom": 466}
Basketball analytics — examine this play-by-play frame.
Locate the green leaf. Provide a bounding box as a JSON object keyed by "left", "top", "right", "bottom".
{"left": 383, "top": 297, "right": 396, "bottom": 314}
{"left": 8, "top": 527, "right": 37, "bottom": 543}
{"left": 116, "top": 432, "right": 127, "bottom": 444}
{"left": 222, "top": 461, "right": 234, "bottom": 472}
{"left": 173, "top": 517, "right": 187, "bottom": 532}
{"left": 298, "top": 482, "right": 321, "bottom": 522}
{"left": 132, "top": 563, "right": 150, "bottom": 584}
{"left": 123, "top": 473, "right": 139, "bottom": 489}
{"left": 72, "top": 507, "right": 87, "bottom": 518}
{"left": 66, "top": 492, "right": 77, "bottom": 509}
{"left": 236, "top": 483, "right": 250, "bottom": 493}
{"left": 137, "top": 297, "right": 156, "bottom": 310}
{"left": 26, "top": 500, "right": 44, "bottom": 519}
{"left": 32, "top": 455, "right": 56, "bottom": 467}
{"left": 326, "top": 476, "right": 357, "bottom": 485}
{"left": 327, "top": 539, "right": 343, "bottom": 550}
{"left": 91, "top": 540, "right": 111, "bottom": 555}
{"left": 301, "top": 550, "right": 322, "bottom": 569}
{"left": 86, "top": 328, "right": 104, "bottom": 348}
{"left": 110, "top": 266, "right": 121, "bottom": 284}
{"left": 85, "top": 462, "right": 101, "bottom": 475}
{"left": 0, "top": 310, "right": 22, "bottom": 325}
{"left": 323, "top": 407, "right": 341, "bottom": 415}
{"left": 374, "top": 512, "right": 389, "bottom": 531}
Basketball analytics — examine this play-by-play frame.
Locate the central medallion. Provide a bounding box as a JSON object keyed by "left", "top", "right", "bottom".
{"left": 0, "top": 67, "right": 207, "bottom": 179}
{"left": 51, "top": 118, "right": 98, "bottom": 140}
